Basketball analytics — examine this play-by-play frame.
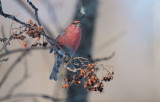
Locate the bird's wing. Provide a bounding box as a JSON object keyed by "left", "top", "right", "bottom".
{"left": 49, "top": 53, "right": 63, "bottom": 81}
{"left": 50, "top": 31, "right": 65, "bottom": 54}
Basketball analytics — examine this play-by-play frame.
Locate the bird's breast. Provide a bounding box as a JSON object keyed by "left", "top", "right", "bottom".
{"left": 57, "top": 30, "right": 81, "bottom": 55}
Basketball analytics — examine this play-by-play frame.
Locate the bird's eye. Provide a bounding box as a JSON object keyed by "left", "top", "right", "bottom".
{"left": 72, "top": 22, "right": 81, "bottom": 27}
{"left": 76, "top": 23, "right": 81, "bottom": 27}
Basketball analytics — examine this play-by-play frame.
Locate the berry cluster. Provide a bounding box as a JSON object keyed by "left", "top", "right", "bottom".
{"left": 61, "top": 61, "right": 114, "bottom": 93}
{"left": 25, "top": 19, "right": 44, "bottom": 39}
{"left": 10, "top": 20, "right": 48, "bottom": 49}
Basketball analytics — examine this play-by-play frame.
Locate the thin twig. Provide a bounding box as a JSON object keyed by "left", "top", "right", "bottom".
{"left": 7, "top": 59, "right": 29, "bottom": 96}
{"left": 0, "top": 58, "right": 8, "bottom": 62}
{"left": 15, "top": 0, "right": 55, "bottom": 38}
{"left": 26, "top": 0, "right": 71, "bottom": 61}
{"left": 0, "top": 37, "right": 7, "bottom": 42}
{"left": 0, "top": 51, "right": 29, "bottom": 88}
{"left": 0, "top": 35, "right": 12, "bottom": 52}
{"left": 0, "top": 0, "right": 28, "bottom": 26}
{"left": 93, "top": 52, "right": 115, "bottom": 62}
{"left": 0, "top": 93, "right": 64, "bottom": 102}
{"left": 0, "top": 47, "right": 50, "bottom": 59}
{"left": 27, "top": 0, "right": 41, "bottom": 26}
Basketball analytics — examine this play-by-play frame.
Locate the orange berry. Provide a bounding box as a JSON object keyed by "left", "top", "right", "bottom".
{"left": 37, "top": 36, "right": 40, "bottom": 40}
{"left": 37, "top": 27, "right": 40, "bottom": 31}
{"left": 111, "top": 76, "right": 113, "bottom": 80}
{"left": 65, "top": 84, "right": 69, "bottom": 88}
{"left": 101, "top": 83, "right": 103, "bottom": 87}
{"left": 23, "top": 42, "right": 26, "bottom": 46}
{"left": 80, "top": 70, "right": 84, "bottom": 74}
{"left": 23, "top": 45, "right": 26, "bottom": 49}
{"left": 23, "top": 42, "right": 27, "bottom": 49}
{"left": 93, "top": 79, "right": 96, "bottom": 83}
{"left": 78, "top": 81, "right": 81, "bottom": 84}
{"left": 91, "top": 68, "right": 95, "bottom": 72}
{"left": 88, "top": 82, "right": 92, "bottom": 85}
{"left": 29, "top": 19, "right": 32, "bottom": 23}
{"left": 92, "top": 76, "right": 95, "bottom": 79}
{"left": 107, "top": 74, "right": 111, "bottom": 78}
{"left": 40, "top": 26, "right": 43, "bottom": 29}
{"left": 88, "top": 64, "right": 91, "bottom": 68}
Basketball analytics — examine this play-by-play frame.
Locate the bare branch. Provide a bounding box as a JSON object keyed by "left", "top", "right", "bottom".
{"left": 0, "top": 0, "right": 28, "bottom": 26}
{"left": 0, "top": 37, "right": 7, "bottom": 42}
{"left": 27, "top": 0, "right": 41, "bottom": 26}
{"left": 15, "top": 0, "right": 55, "bottom": 38}
{"left": 93, "top": 52, "right": 115, "bottom": 62}
{"left": 0, "top": 36, "right": 12, "bottom": 52}
{"left": 0, "top": 93, "right": 64, "bottom": 102}
{"left": 26, "top": 0, "right": 72, "bottom": 61}
{"left": 0, "top": 47, "right": 50, "bottom": 59}
{"left": 0, "top": 58, "right": 8, "bottom": 62}
{"left": 0, "top": 51, "right": 29, "bottom": 88}
{"left": 7, "top": 60, "right": 29, "bottom": 96}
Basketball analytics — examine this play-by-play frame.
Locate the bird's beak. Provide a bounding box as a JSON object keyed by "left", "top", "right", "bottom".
{"left": 72, "top": 21, "right": 81, "bottom": 27}
{"left": 75, "top": 22, "right": 81, "bottom": 27}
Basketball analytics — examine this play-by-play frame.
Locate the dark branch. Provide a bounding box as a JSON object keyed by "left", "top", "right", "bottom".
{"left": 0, "top": 47, "right": 50, "bottom": 59}
{"left": 0, "top": 0, "right": 28, "bottom": 26}
{"left": 0, "top": 58, "right": 8, "bottom": 62}
{"left": 0, "top": 93, "right": 64, "bottom": 102}
{"left": 26, "top": 0, "right": 72, "bottom": 61}
{"left": 93, "top": 52, "right": 115, "bottom": 62}
{"left": 27, "top": 0, "right": 41, "bottom": 26}
{"left": 0, "top": 36, "right": 12, "bottom": 52}
{"left": 7, "top": 60, "right": 29, "bottom": 96}
{"left": 0, "top": 37, "right": 7, "bottom": 42}
{"left": 0, "top": 51, "right": 29, "bottom": 88}
{"left": 15, "top": 0, "right": 55, "bottom": 38}
{"left": 1, "top": 25, "right": 9, "bottom": 52}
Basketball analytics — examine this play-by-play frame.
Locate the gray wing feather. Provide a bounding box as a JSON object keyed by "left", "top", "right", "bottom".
{"left": 49, "top": 54, "right": 63, "bottom": 81}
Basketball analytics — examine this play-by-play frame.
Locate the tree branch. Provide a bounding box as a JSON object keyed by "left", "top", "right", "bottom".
{"left": 0, "top": 0, "right": 28, "bottom": 26}
{"left": 0, "top": 93, "right": 64, "bottom": 102}
{"left": 0, "top": 51, "right": 29, "bottom": 88}
{"left": 0, "top": 47, "right": 50, "bottom": 59}
{"left": 0, "top": 58, "right": 8, "bottom": 62}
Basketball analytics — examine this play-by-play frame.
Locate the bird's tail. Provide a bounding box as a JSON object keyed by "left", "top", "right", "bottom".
{"left": 50, "top": 55, "right": 63, "bottom": 81}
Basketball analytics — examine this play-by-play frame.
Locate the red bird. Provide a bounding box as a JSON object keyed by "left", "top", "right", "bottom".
{"left": 50, "top": 21, "right": 81, "bottom": 81}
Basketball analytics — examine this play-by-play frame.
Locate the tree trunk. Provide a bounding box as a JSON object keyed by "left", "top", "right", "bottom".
{"left": 67, "top": 0, "right": 98, "bottom": 102}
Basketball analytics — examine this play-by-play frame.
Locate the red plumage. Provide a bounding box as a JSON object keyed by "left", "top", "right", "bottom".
{"left": 56, "top": 21, "right": 81, "bottom": 55}
{"left": 50, "top": 21, "right": 82, "bottom": 81}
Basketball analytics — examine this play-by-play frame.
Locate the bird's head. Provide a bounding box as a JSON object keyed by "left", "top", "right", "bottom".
{"left": 71, "top": 21, "right": 81, "bottom": 27}
{"left": 66, "top": 21, "right": 82, "bottom": 34}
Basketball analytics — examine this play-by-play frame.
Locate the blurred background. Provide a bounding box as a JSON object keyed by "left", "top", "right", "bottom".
{"left": 0, "top": 0, "right": 160, "bottom": 102}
